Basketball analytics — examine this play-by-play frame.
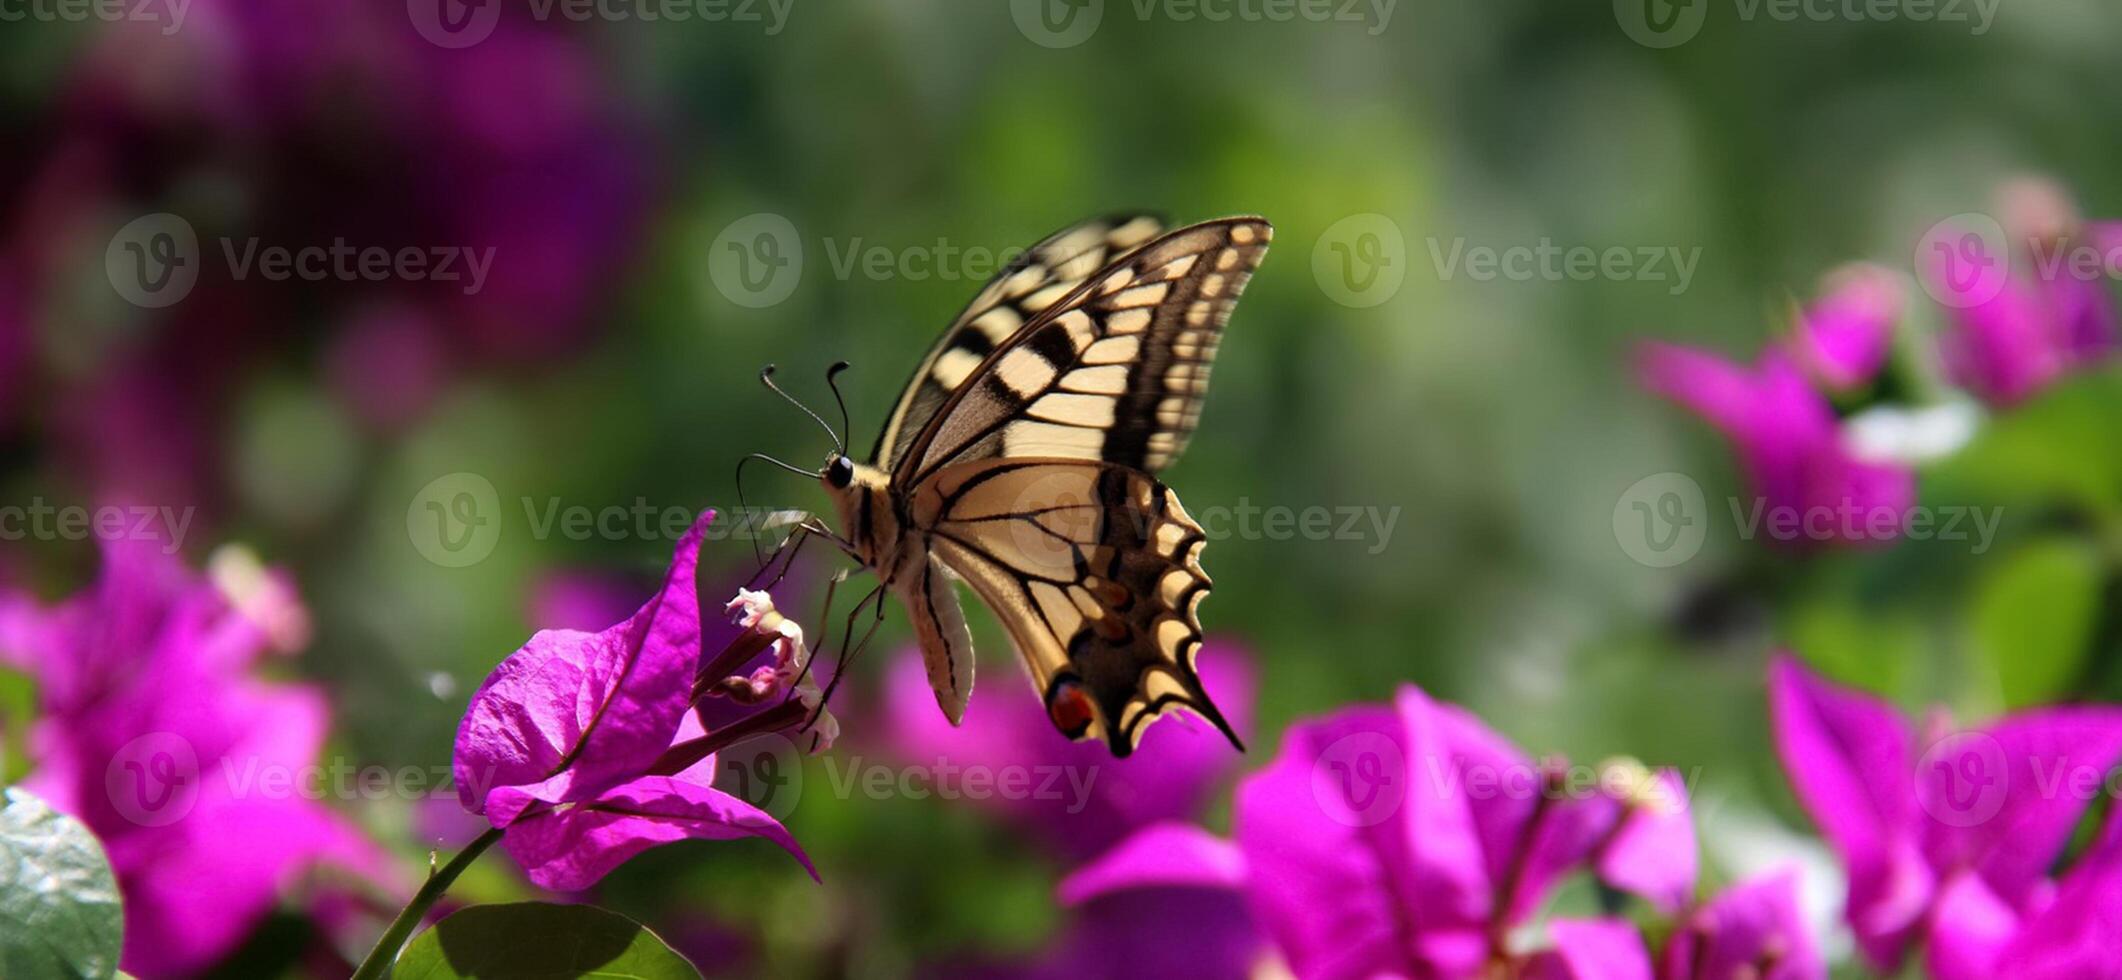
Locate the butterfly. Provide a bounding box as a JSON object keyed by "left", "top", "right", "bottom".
{"left": 769, "top": 214, "right": 1270, "bottom": 757}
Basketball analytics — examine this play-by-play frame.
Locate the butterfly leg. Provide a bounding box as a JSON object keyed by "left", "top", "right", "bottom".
{"left": 801, "top": 579, "right": 886, "bottom": 733}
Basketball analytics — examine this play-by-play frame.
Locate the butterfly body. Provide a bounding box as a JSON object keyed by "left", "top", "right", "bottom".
{"left": 815, "top": 214, "right": 1270, "bottom": 757}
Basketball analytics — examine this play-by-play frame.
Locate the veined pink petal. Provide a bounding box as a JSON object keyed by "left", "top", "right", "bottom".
{"left": 454, "top": 510, "right": 713, "bottom": 815}
{"left": 499, "top": 773, "right": 814, "bottom": 892}
{"left": 1768, "top": 655, "right": 1929, "bottom": 969}
{"left": 1058, "top": 822, "right": 1248, "bottom": 905}
{"left": 1232, "top": 705, "right": 1426, "bottom": 979}
{"left": 1395, "top": 685, "right": 1510, "bottom": 931}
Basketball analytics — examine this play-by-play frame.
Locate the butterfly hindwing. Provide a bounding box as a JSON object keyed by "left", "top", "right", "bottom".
{"left": 909, "top": 457, "right": 1238, "bottom": 756}
{"left": 872, "top": 213, "right": 1167, "bottom": 471}
{"left": 897, "top": 217, "right": 1272, "bottom": 487}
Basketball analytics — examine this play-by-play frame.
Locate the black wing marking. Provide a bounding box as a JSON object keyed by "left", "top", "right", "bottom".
{"left": 872, "top": 213, "right": 1167, "bottom": 470}
{"left": 894, "top": 218, "right": 1271, "bottom": 488}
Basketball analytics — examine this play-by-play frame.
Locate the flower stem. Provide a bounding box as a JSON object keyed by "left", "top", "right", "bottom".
{"left": 350, "top": 826, "right": 505, "bottom": 980}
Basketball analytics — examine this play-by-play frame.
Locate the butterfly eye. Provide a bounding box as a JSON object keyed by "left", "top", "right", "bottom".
{"left": 1045, "top": 677, "right": 1095, "bottom": 740}
{"left": 825, "top": 455, "right": 855, "bottom": 489}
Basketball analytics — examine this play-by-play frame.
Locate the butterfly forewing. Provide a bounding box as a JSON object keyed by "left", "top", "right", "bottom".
{"left": 897, "top": 217, "right": 1272, "bottom": 486}
{"left": 872, "top": 213, "right": 1167, "bottom": 471}
{"left": 839, "top": 215, "right": 1268, "bottom": 756}
{"left": 910, "top": 458, "right": 1233, "bottom": 756}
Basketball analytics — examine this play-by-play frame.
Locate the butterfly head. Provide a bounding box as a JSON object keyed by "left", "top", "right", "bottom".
{"left": 822, "top": 452, "right": 856, "bottom": 490}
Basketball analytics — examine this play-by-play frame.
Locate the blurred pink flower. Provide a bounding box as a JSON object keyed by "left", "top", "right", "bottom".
{"left": 454, "top": 511, "right": 819, "bottom": 891}
{"left": 1062, "top": 684, "right": 1705, "bottom": 979}
{"left": 325, "top": 308, "right": 450, "bottom": 433}
{"left": 1, "top": 7, "right": 654, "bottom": 512}
{"left": 1790, "top": 262, "right": 1901, "bottom": 391}
{"left": 1923, "top": 180, "right": 2121, "bottom": 406}
{"left": 880, "top": 640, "right": 1253, "bottom": 860}
{"left": 525, "top": 568, "right": 645, "bottom": 634}
{"left": 1769, "top": 655, "right": 2122, "bottom": 976}
{"left": 1638, "top": 342, "right": 1915, "bottom": 548}
{"left": 0, "top": 538, "right": 391, "bottom": 977}
{"left": 1530, "top": 872, "right": 1824, "bottom": 980}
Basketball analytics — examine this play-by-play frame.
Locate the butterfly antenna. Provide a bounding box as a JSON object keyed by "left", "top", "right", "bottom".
{"left": 760, "top": 364, "right": 843, "bottom": 453}
{"left": 825, "top": 361, "right": 853, "bottom": 452}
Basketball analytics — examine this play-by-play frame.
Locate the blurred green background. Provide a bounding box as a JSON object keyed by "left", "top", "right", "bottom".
{"left": 6, "top": 0, "right": 2122, "bottom": 974}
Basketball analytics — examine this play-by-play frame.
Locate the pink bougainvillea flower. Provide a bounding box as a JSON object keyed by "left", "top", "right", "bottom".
{"left": 1638, "top": 342, "right": 1915, "bottom": 548}
{"left": 879, "top": 640, "right": 1254, "bottom": 860}
{"left": 1790, "top": 262, "right": 1902, "bottom": 391}
{"left": 1063, "top": 684, "right": 1706, "bottom": 979}
{"left": 1923, "top": 179, "right": 2121, "bottom": 406}
{"left": 0, "top": 537, "right": 390, "bottom": 978}
{"left": 1769, "top": 655, "right": 2122, "bottom": 976}
{"left": 1530, "top": 871, "right": 1823, "bottom": 980}
{"left": 454, "top": 511, "right": 823, "bottom": 891}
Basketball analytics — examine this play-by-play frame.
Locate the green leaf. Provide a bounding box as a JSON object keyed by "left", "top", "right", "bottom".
{"left": 1971, "top": 538, "right": 2102, "bottom": 707}
{"left": 0, "top": 787, "right": 124, "bottom": 980}
{"left": 1931, "top": 367, "right": 2122, "bottom": 522}
{"left": 391, "top": 903, "right": 702, "bottom": 980}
